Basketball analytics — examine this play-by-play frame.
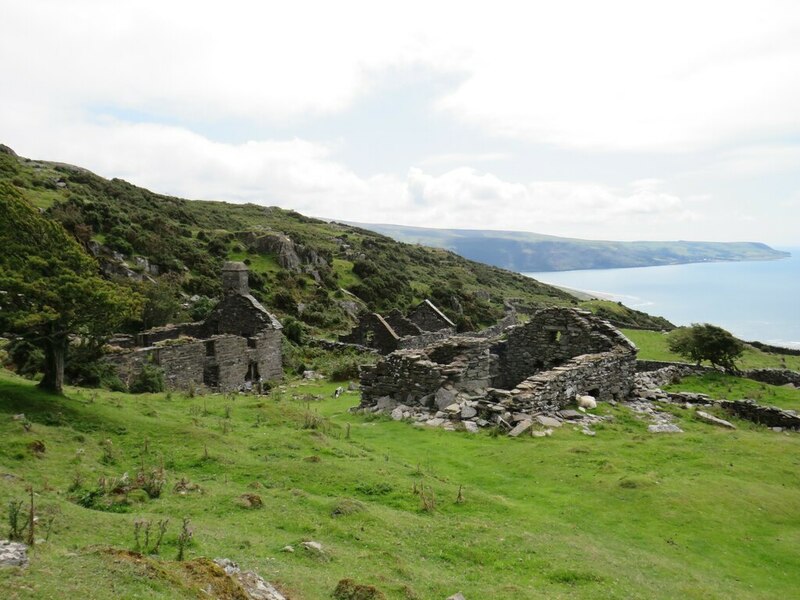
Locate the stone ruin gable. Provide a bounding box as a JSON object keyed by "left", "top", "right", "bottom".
{"left": 495, "top": 307, "right": 636, "bottom": 390}
{"left": 106, "top": 261, "right": 283, "bottom": 391}
{"left": 384, "top": 308, "right": 423, "bottom": 338}
{"left": 339, "top": 313, "right": 400, "bottom": 355}
{"left": 407, "top": 299, "right": 457, "bottom": 333}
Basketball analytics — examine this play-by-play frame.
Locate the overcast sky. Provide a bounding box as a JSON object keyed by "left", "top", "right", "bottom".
{"left": 2, "top": 1, "right": 799, "bottom": 244}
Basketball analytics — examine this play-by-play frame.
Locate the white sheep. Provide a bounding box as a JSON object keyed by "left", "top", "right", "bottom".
{"left": 576, "top": 394, "right": 597, "bottom": 410}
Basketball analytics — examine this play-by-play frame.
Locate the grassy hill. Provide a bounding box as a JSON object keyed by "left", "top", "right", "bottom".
{"left": 2, "top": 368, "right": 800, "bottom": 599}
{"left": 355, "top": 222, "right": 790, "bottom": 272}
{"left": 0, "top": 145, "right": 673, "bottom": 336}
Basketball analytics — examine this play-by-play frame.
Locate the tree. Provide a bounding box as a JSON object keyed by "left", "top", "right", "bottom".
{"left": 667, "top": 323, "right": 744, "bottom": 372}
{"left": 0, "top": 184, "right": 142, "bottom": 393}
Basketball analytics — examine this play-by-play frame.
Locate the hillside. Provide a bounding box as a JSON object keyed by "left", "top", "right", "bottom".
{"left": 2, "top": 369, "right": 800, "bottom": 599}
{"left": 0, "top": 145, "right": 673, "bottom": 336}
{"left": 354, "top": 222, "right": 790, "bottom": 272}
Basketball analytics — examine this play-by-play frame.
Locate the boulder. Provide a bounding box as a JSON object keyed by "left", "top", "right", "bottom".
{"left": 461, "top": 406, "right": 477, "bottom": 419}
{"left": 648, "top": 424, "right": 683, "bottom": 434}
{"left": 535, "top": 415, "right": 562, "bottom": 428}
{"left": 558, "top": 409, "right": 583, "bottom": 420}
{"left": 508, "top": 420, "right": 532, "bottom": 437}
{"left": 463, "top": 421, "right": 479, "bottom": 433}
{"left": 0, "top": 540, "right": 28, "bottom": 568}
{"left": 435, "top": 387, "right": 457, "bottom": 410}
{"left": 376, "top": 396, "right": 397, "bottom": 411}
{"left": 696, "top": 411, "right": 736, "bottom": 429}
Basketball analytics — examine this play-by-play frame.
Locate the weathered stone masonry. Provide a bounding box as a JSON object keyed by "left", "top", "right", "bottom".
{"left": 106, "top": 262, "right": 283, "bottom": 391}
{"left": 358, "top": 308, "right": 637, "bottom": 425}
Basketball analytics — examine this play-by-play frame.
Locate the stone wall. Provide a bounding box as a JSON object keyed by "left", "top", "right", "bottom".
{"left": 719, "top": 399, "right": 800, "bottom": 429}
{"left": 497, "top": 308, "right": 634, "bottom": 389}
{"left": 741, "top": 368, "right": 800, "bottom": 387}
{"left": 136, "top": 322, "right": 205, "bottom": 347}
{"left": 107, "top": 329, "right": 282, "bottom": 391}
{"left": 384, "top": 309, "right": 423, "bottom": 337}
{"left": 509, "top": 349, "right": 637, "bottom": 412}
{"left": 359, "top": 307, "right": 637, "bottom": 425}
{"left": 339, "top": 313, "right": 399, "bottom": 354}
{"left": 408, "top": 300, "right": 456, "bottom": 332}
{"left": 107, "top": 262, "right": 283, "bottom": 391}
{"left": 205, "top": 293, "right": 282, "bottom": 338}
{"left": 397, "top": 330, "right": 454, "bottom": 350}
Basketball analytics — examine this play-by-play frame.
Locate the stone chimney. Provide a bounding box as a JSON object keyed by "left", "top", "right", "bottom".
{"left": 221, "top": 261, "right": 249, "bottom": 295}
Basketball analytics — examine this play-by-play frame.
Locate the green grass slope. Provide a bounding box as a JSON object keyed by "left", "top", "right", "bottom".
{"left": 2, "top": 369, "right": 800, "bottom": 599}
{"left": 622, "top": 329, "right": 800, "bottom": 371}
{"left": 357, "top": 222, "right": 790, "bottom": 272}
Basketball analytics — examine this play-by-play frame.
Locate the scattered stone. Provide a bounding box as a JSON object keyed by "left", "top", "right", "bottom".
{"left": 461, "top": 406, "right": 477, "bottom": 419}
{"left": 0, "top": 540, "right": 28, "bottom": 568}
{"left": 695, "top": 411, "right": 736, "bottom": 429}
{"left": 463, "top": 421, "right": 479, "bottom": 433}
{"left": 535, "top": 415, "right": 562, "bottom": 428}
{"left": 11, "top": 414, "right": 25, "bottom": 421}
{"left": 581, "top": 428, "right": 596, "bottom": 436}
{"left": 771, "top": 427, "right": 783, "bottom": 433}
{"left": 648, "top": 424, "right": 683, "bottom": 434}
{"left": 508, "top": 420, "right": 532, "bottom": 437}
{"left": 558, "top": 409, "right": 582, "bottom": 420}
{"left": 390, "top": 407, "right": 404, "bottom": 421}
{"left": 435, "top": 387, "right": 457, "bottom": 410}
{"left": 213, "top": 558, "right": 286, "bottom": 600}
{"left": 301, "top": 541, "right": 327, "bottom": 559}
{"left": 347, "top": 381, "right": 359, "bottom": 391}
{"left": 375, "top": 396, "right": 396, "bottom": 411}
{"left": 531, "top": 430, "right": 548, "bottom": 438}
{"left": 281, "top": 545, "right": 295, "bottom": 553}
{"left": 425, "top": 418, "right": 445, "bottom": 427}
{"left": 447, "top": 593, "right": 467, "bottom": 600}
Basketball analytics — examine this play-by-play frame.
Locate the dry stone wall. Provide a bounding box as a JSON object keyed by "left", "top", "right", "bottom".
{"left": 358, "top": 307, "right": 638, "bottom": 430}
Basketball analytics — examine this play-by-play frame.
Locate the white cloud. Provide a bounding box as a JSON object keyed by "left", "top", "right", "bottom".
{"left": 418, "top": 152, "right": 511, "bottom": 167}
{"left": 4, "top": 1, "right": 800, "bottom": 152}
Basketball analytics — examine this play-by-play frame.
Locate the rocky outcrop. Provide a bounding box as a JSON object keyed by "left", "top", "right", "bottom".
{"left": 238, "top": 231, "right": 328, "bottom": 272}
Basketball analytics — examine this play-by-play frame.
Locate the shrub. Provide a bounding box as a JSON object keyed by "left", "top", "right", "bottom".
{"left": 129, "top": 364, "right": 165, "bottom": 394}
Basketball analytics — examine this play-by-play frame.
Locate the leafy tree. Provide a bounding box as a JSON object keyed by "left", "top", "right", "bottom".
{"left": 0, "top": 184, "right": 143, "bottom": 393}
{"left": 667, "top": 323, "right": 744, "bottom": 372}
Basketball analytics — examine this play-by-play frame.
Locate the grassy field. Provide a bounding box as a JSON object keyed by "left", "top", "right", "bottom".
{"left": 2, "top": 369, "right": 800, "bottom": 599}
{"left": 622, "top": 328, "right": 800, "bottom": 371}
{"left": 664, "top": 372, "right": 800, "bottom": 411}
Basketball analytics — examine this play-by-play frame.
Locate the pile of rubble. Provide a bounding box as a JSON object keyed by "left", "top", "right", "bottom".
{"left": 354, "top": 391, "right": 608, "bottom": 437}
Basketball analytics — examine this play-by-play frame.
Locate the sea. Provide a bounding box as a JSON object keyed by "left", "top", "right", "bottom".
{"left": 524, "top": 247, "right": 800, "bottom": 349}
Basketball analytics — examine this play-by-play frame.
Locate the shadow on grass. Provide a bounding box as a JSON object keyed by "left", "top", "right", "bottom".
{"left": 0, "top": 376, "right": 111, "bottom": 432}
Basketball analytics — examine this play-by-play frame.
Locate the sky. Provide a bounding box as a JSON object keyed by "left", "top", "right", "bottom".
{"left": 2, "top": 0, "right": 799, "bottom": 245}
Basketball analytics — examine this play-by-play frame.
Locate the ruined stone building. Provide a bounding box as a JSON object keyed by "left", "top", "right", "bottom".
{"left": 106, "top": 262, "right": 283, "bottom": 391}
{"left": 358, "top": 307, "right": 637, "bottom": 423}
{"left": 339, "top": 299, "right": 456, "bottom": 354}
